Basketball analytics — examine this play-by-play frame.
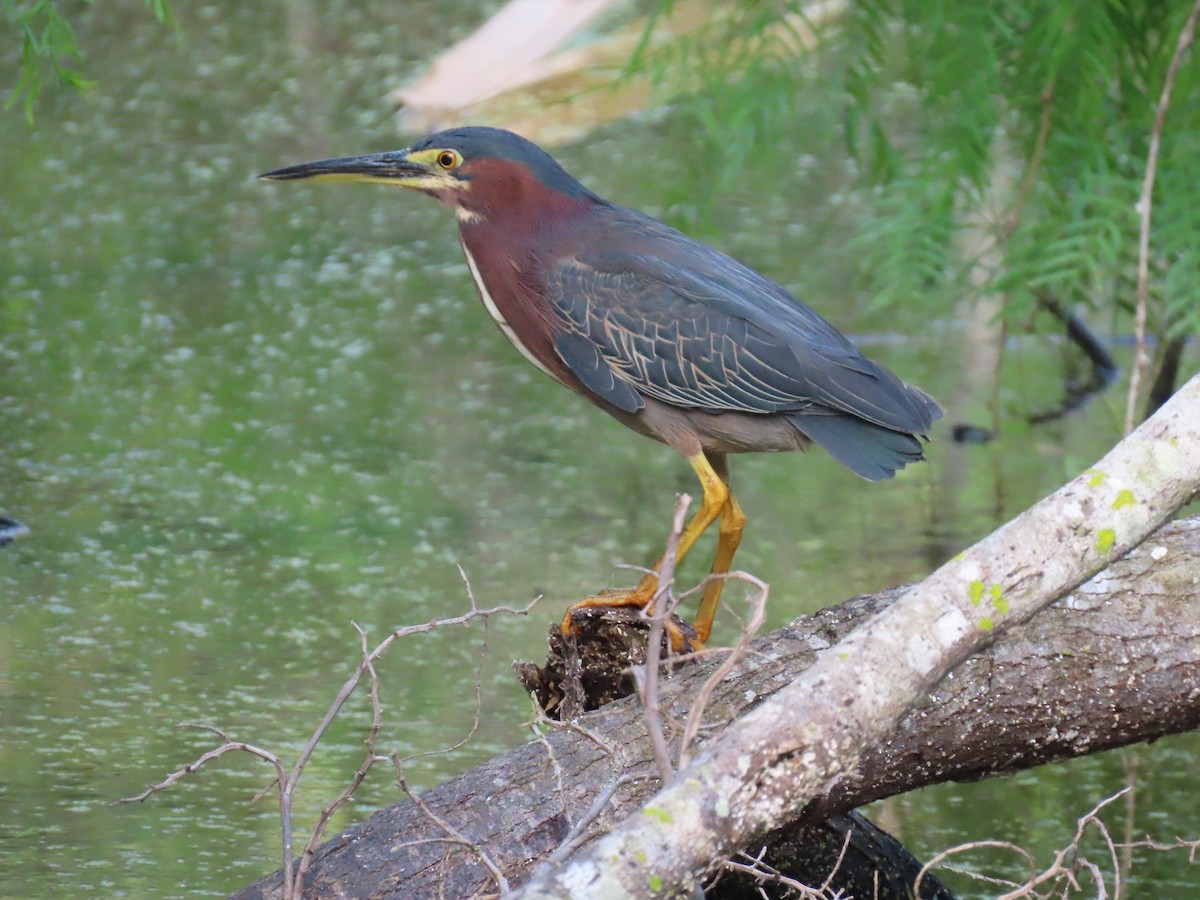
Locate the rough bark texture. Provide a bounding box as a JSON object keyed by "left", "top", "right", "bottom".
{"left": 233, "top": 515, "right": 1200, "bottom": 900}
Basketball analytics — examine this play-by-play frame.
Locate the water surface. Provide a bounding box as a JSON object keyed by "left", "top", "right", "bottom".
{"left": 2, "top": 4, "right": 1196, "bottom": 897}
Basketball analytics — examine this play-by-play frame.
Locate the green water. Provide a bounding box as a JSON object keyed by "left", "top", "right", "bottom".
{"left": 1, "top": 3, "right": 1197, "bottom": 897}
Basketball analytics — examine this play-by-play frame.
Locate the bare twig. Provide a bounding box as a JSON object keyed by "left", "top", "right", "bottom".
{"left": 119, "top": 723, "right": 285, "bottom": 803}
{"left": 677, "top": 569, "right": 768, "bottom": 770}
{"left": 523, "top": 701, "right": 642, "bottom": 878}
{"left": 527, "top": 703, "right": 572, "bottom": 827}
{"left": 294, "top": 624, "right": 385, "bottom": 893}
{"left": 1115, "top": 835, "right": 1200, "bottom": 862}
{"left": 914, "top": 790, "right": 1135, "bottom": 899}
{"left": 393, "top": 755, "right": 511, "bottom": 895}
{"left": 912, "top": 844, "right": 1036, "bottom": 897}
{"left": 283, "top": 593, "right": 533, "bottom": 898}
{"left": 722, "top": 842, "right": 844, "bottom": 899}
{"left": 556, "top": 716, "right": 621, "bottom": 758}
{"left": 395, "top": 574, "right": 494, "bottom": 768}
{"left": 388, "top": 600, "right": 507, "bottom": 894}
{"left": 120, "top": 724, "right": 296, "bottom": 895}
{"left": 633, "top": 493, "right": 693, "bottom": 783}
{"left": 1088, "top": 810, "right": 1122, "bottom": 900}
{"left": 1125, "top": 0, "right": 1200, "bottom": 433}
{"left": 818, "top": 822, "right": 855, "bottom": 896}
{"left": 539, "top": 772, "right": 659, "bottom": 870}
{"left": 934, "top": 862, "right": 1024, "bottom": 891}
{"left": 292, "top": 592, "right": 538, "bottom": 787}
{"left": 527, "top": 706, "right": 623, "bottom": 763}
{"left": 125, "top": 586, "right": 538, "bottom": 900}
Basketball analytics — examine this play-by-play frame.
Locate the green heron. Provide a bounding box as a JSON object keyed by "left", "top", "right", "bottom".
{"left": 261, "top": 127, "right": 941, "bottom": 647}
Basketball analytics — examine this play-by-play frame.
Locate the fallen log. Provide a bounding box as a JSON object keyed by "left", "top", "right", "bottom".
{"left": 233, "top": 515, "right": 1200, "bottom": 899}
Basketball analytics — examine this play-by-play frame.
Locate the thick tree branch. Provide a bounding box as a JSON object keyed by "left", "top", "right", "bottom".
{"left": 233, "top": 511, "right": 1200, "bottom": 899}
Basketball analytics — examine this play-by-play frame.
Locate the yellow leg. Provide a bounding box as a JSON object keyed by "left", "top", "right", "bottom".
{"left": 560, "top": 452, "right": 728, "bottom": 647}
{"left": 692, "top": 490, "right": 745, "bottom": 644}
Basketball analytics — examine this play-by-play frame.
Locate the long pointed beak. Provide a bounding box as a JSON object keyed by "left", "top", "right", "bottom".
{"left": 258, "top": 151, "right": 426, "bottom": 184}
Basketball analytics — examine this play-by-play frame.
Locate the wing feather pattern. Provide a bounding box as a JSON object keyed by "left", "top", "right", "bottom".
{"left": 543, "top": 207, "right": 941, "bottom": 478}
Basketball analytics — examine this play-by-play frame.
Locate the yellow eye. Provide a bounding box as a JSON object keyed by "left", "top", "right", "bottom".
{"left": 436, "top": 150, "right": 461, "bottom": 170}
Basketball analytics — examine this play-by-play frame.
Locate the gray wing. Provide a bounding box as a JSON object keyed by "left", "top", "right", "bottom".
{"left": 545, "top": 244, "right": 940, "bottom": 434}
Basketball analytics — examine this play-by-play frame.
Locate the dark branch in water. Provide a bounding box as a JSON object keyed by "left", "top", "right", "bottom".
{"left": 950, "top": 296, "right": 1119, "bottom": 444}
{"left": 0, "top": 516, "right": 30, "bottom": 548}
{"left": 1027, "top": 295, "right": 1120, "bottom": 425}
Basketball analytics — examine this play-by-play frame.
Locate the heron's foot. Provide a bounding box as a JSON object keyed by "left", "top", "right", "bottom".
{"left": 559, "top": 587, "right": 697, "bottom": 653}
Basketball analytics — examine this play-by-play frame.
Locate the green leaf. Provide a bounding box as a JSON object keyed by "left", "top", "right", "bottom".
{"left": 4, "top": 0, "right": 173, "bottom": 121}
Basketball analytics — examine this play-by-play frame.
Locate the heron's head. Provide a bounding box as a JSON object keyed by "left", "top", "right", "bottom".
{"left": 260, "top": 126, "right": 597, "bottom": 224}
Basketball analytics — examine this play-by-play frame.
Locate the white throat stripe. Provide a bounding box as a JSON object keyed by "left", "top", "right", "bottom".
{"left": 460, "top": 241, "right": 556, "bottom": 380}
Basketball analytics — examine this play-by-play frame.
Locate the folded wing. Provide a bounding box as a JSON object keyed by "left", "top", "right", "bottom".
{"left": 543, "top": 210, "right": 941, "bottom": 480}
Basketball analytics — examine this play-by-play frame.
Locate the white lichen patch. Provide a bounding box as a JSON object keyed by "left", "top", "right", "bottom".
{"left": 932, "top": 607, "right": 970, "bottom": 646}
{"left": 1060, "top": 499, "right": 1085, "bottom": 525}
{"left": 905, "top": 607, "right": 970, "bottom": 674}
{"left": 958, "top": 559, "right": 982, "bottom": 583}
{"left": 1150, "top": 545, "right": 1168, "bottom": 560}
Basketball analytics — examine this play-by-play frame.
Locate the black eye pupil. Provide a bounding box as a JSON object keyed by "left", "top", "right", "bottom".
{"left": 440, "top": 152, "right": 455, "bottom": 168}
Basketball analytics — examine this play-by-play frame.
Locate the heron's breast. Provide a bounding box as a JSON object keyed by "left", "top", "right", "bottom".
{"left": 458, "top": 237, "right": 573, "bottom": 387}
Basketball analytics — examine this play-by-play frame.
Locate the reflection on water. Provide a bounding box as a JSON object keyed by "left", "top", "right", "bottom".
{"left": 1, "top": 4, "right": 1196, "bottom": 898}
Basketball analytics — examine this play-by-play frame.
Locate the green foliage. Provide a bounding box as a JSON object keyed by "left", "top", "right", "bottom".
{"left": 4, "top": 0, "right": 172, "bottom": 121}
{"left": 632, "top": 0, "right": 808, "bottom": 197}
{"left": 639, "top": 0, "right": 1200, "bottom": 342}
{"left": 5, "top": 0, "right": 94, "bottom": 121}
{"left": 852, "top": 176, "right": 957, "bottom": 313}
{"left": 1155, "top": 131, "right": 1200, "bottom": 337}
